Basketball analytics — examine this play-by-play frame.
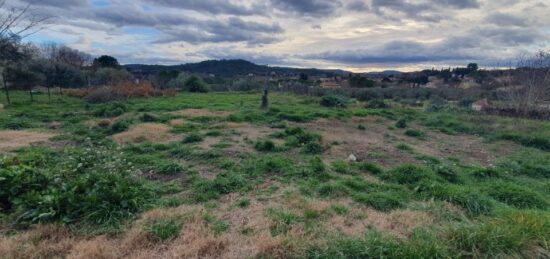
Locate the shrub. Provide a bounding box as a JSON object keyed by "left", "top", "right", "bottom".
{"left": 110, "top": 119, "right": 132, "bottom": 133}
{"left": 184, "top": 75, "right": 209, "bottom": 93}
{"left": 352, "top": 192, "right": 405, "bottom": 211}
{"left": 145, "top": 218, "right": 182, "bottom": 241}
{"left": 381, "top": 164, "right": 437, "bottom": 185}
{"left": 395, "top": 118, "right": 409, "bottom": 128}
{"left": 255, "top": 140, "right": 276, "bottom": 152}
{"left": 366, "top": 99, "right": 388, "bottom": 109}
{"left": 405, "top": 129, "right": 425, "bottom": 139}
{"left": 140, "top": 113, "right": 159, "bottom": 122}
{"left": 84, "top": 86, "right": 125, "bottom": 103}
{"left": 484, "top": 181, "right": 548, "bottom": 209}
{"left": 183, "top": 133, "right": 204, "bottom": 143}
{"left": 320, "top": 95, "right": 349, "bottom": 108}
{"left": 301, "top": 142, "right": 323, "bottom": 154}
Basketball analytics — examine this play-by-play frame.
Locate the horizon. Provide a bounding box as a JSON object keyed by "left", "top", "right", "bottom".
{"left": 5, "top": 0, "right": 549, "bottom": 72}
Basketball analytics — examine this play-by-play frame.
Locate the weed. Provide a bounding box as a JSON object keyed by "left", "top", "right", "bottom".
{"left": 330, "top": 204, "right": 349, "bottom": 215}
{"left": 255, "top": 139, "right": 277, "bottom": 152}
{"left": 183, "top": 133, "right": 204, "bottom": 143}
{"left": 266, "top": 208, "right": 301, "bottom": 236}
{"left": 234, "top": 197, "right": 251, "bottom": 208}
{"left": 405, "top": 129, "right": 425, "bottom": 139}
{"left": 301, "top": 142, "right": 323, "bottom": 155}
{"left": 145, "top": 218, "right": 182, "bottom": 242}
{"left": 395, "top": 142, "right": 414, "bottom": 152}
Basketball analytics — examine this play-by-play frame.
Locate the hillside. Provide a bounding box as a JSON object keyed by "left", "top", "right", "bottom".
{"left": 124, "top": 59, "right": 351, "bottom": 77}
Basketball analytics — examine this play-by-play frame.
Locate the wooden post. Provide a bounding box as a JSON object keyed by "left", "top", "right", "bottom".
{"left": 2, "top": 71, "right": 10, "bottom": 105}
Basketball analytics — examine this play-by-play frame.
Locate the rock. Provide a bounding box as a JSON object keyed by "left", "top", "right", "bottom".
{"left": 346, "top": 154, "right": 357, "bottom": 163}
{"left": 48, "top": 122, "right": 62, "bottom": 130}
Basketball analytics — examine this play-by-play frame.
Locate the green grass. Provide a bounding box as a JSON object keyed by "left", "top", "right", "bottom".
{"left": 1, "top": 91, "right": 549, "bottom": 257}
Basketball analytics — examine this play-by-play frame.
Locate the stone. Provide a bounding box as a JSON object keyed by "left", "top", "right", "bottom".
{"left": 346, "top": 154, "right": 357, "bottom": 163}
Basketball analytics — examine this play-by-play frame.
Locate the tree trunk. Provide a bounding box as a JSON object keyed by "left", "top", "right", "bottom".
{"left": 2, "top": 72, "right": 10, "bottom": 105}
{"left": 47, "top": 85, "right": 51, "bottom": 101}
{"left": 29, "top": 88, "right": 34, "bottom": 102}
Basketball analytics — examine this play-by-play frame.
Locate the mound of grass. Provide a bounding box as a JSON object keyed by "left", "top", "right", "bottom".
{"left": 381, "top": 164, "right": 437, "bottom": 186}
{"left": 284, "top": 127, "right": 322, "bottom": 147}
{"left": 145, "top": 218, "right": 182, "bottom": 242}
{"left": 416, "top": 181, "right": 493, "bottom": 216}
{"left": 266, "top": 208, "right": 302, "bottom": 236}
{"left": 448, "top": 210, "right": 550, "bottom": 257}
{"left": 352, "top": 192, "right": 405, "bottom": 212}
{"left": 405, "top": 129, "right": 425, "bottom": 139}
{"left": 471, "top": 167, "right": 504, "bottom": 179}
{"left": 255, "top": 139, "right": 276, "bottom": 152}
{"left": 484, "top": 181, "right": 548, "bottom": 209}
{"left": 331, "top": 160, "right": 352, "bottom": 174}
{"left": 395, "top": 142, "right": 414, "bottom": 152}
{"left": 109, "top": 119, "right": 132, "bottom": 134}
{"left": 192, "top": 173, "right": 251, "bottom": 202}
{"left": 183, "top": 133, "right": 204, "bottom": 143}
{"left": 301, "top": 142, "right": 323, "bottom": 154}
{"left": 140, "top": 113, "right": 160, "bottom": 122}
{"left": 358, "top": 162, "right": 384, "bottom": 175}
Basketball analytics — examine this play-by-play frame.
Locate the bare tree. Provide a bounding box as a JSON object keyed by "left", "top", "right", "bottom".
{"left": 1, "top": 0, "right": 49, "bottom": 104}
{"left": 503, "top": 50, "right": 550, "bottom": 115}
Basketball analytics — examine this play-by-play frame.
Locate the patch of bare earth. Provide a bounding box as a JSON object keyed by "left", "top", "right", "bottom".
{"left": 112, "top": 123, "right": 180, "bottom": 144}
{"left": 295, "top": 117, "right": 517, "bottom": 167}
{"left": 0, "top": 130, "right": 54, "bottom": 153}
{"left": 169, "top": 109, "right": 232, "bottom": 118}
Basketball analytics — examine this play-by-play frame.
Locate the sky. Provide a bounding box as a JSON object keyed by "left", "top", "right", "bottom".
{"left": 4, "top": 0, "right": 550, "bottom": 72}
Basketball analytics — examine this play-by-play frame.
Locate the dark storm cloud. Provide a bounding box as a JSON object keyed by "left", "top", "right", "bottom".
{"left": 269, "top": 0, "right": 343, "bottom": 16}
{"left": 371, "top": 0, "right": 480, "bottom": 22}
{"left": 19, "top": 0, "right": 87, "bottom": 7}
{"left": 304, "top": 40, "right": 475, "bottom": 64}
{"left": 141, "top": 0, "right": 264, "bottom": 15}
{"left": 485, "top": 13, "right": 528, "bottom": 27}
{"left": 155, "top": 17, "right": 283, "bottom": 45}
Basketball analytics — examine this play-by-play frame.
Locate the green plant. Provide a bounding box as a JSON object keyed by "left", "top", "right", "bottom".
{"left": 320, "top": 95, "right": 349, "bottom": 108}
{"left": 352, "top": 192, "right": 405, "bottom": 212}
{"left": 255, "top": 140, "right": 276, "bottom": 152}
{"left": 145, "top": 218, "right": 182, "bottom": 241}
{"left": 266, "top": 208, "right": 301, "bottom": 236}
{"left": 183, "top": 133, "right": 204, "bottom": 143}
{"left": 395, "top": 118, "right": 409, "bottom": 128}
{"left": 395, "top": 142, "right": 414, "bottom": 152}
{"left": 110, "top": 119, "right": 132, "bottom": 133}
{"left": 332, "top": 160, "right": 352, "bottom": 174}
{"left": 358, "top": 162, "right": 384, "bottom": 175}
{"left": 301, "top": 142, "right": 323, "bottom": 154}
{"left": 140, "top": 113, "right": 159, "bottom": 122}
{"left": 235, "top": 197, "right": 251, "bottom": 208}
{"left": 330, "top": 204, "right": 349, "bottom": 215}
{"left": 381, "top": 164, "right": 437, "bottom": 186}
{"left": 484, "top": 181, "right": 548, "bottom": 209}
{"left": 405, "top": 129, "right": 425, "bottom": 139}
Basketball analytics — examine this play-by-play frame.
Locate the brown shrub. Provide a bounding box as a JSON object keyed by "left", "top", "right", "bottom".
{"left": 66, "top": 80, "right": 178, "bottom": 103}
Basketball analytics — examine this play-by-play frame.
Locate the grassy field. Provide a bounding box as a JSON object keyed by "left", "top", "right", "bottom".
{"left": 1, "top": 91, "right": 549, "bottom": 258}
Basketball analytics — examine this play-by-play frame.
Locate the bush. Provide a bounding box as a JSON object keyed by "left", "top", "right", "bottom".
{"left": 484, "top": 181, "right": 548, "bottom": 209}
{"left": 110, "top": 119, "right": 132, "bottom": 134}
{"left": 184, "top": 75, "right": 209, "bottom": 93}
{"left": 366, "top": 99, "right": 388, "bottom": 109}
{"left": 395, "top": 117, "right": 409, "bottom": 128}
{"left": 320, "top": 95, "right": 349, "bottom": 108}
{"left": 381, "top": 165, "right": 437, "bottom": 186}
{"left": 255, "top": 140, "right": 276, "bottom": 152}
{"left": 84, "top": 86, "right": 125, "bottom": 103}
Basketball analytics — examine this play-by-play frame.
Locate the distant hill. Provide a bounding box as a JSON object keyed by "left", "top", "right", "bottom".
{"left": 124, "top": 59, "right": 351, "bottom": 77}
{"left": 364, "top": 70, "right": 402, "bottom": 77}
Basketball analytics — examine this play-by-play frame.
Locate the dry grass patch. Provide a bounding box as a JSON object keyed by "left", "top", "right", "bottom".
{"left": 168, "top": 119, "right": 185, "bottom": 127}
{"left": 169, "top": 109, "right": 231, "bottom": 118}
{"left": 0, "top": 130, "right": 54, "bottom": 153}
{"left": 112, "top": 123, "right": 179, "bottom": 144}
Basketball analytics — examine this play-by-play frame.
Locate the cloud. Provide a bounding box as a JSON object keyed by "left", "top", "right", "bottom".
{"left": 141, "top": 0, "right": 264, "bottom": 15}
{"left": 371, "top": 0, "right": 480, "bottom": 22}
{"left": 269, "top": 0, "right": 343, "bottom": 17}
{"left": 485, "top": 13, "right": 528, "bottom": 27}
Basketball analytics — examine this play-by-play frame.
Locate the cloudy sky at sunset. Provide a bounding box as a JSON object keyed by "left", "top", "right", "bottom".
{"left": 5, "top": 0, "right": 550, "bottom": 71}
